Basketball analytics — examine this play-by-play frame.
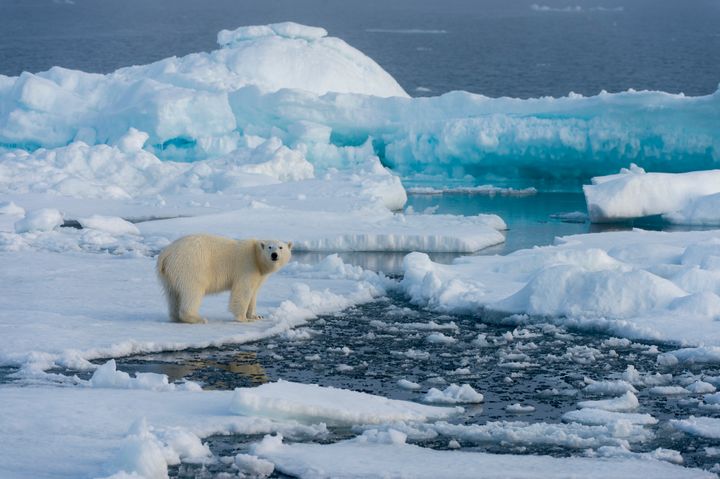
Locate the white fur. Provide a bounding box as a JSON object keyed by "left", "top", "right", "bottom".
{"left": 157, "top": 234, "right": 292, "bottom": 323}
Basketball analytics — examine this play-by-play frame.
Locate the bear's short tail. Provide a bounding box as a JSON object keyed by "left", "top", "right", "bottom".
{"left": 156, "top": 249, "right": 169, "bottom": 278}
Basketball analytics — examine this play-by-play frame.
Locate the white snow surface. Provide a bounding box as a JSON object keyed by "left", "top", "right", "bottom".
{"left": 251, "top": 431, "right": 712, "bottom": 479}
{"left": 230, "top": 380, "right": 461, "bottom": 425}
{"left": 584, "top": 165, "right": 720, "bottom": 222}
{"left": 399, "top": 229, "right": 720, "bottom": 347}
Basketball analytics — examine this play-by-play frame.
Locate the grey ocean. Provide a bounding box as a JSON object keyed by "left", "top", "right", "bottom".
{"left": 1, "top": 0, "right": 719, "bottom": 98}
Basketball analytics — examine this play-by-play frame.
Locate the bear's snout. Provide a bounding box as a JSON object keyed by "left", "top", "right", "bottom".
{"left": 271, "top": 252, "right": 278, "bottom": 261}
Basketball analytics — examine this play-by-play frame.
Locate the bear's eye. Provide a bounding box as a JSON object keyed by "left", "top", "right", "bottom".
{"left": 279, "top": 246, "right": 283, "bottom": 249}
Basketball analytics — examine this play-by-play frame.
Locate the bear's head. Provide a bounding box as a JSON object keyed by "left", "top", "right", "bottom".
{"left": 257, "top": 240, "right": 293, "bottom": 273}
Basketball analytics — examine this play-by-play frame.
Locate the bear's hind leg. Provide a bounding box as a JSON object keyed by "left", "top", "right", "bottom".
{"left": 166, "top": 288, "right": 181, "bottom": 322}
{"left": 178, "top": 291, "right": 206, "bottom": 324}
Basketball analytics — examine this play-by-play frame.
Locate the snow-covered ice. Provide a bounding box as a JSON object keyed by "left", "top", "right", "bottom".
{"left": 136, "top": 205, "right": 506, "bottom": 253}
{"left": 0, "top": 385, "right": 328, "bottom": 479}
{"left": 230, "top": 380, "right": 461, "bottom": 425}
{"left": 0, "top": 250, "right": 386, "bottom": 373}
{"left": 576, "top": 391, "right": 640, "bottom": 412}
{"left": 400, "top": 229, "right": 720, "bottom": 347}
{"left": 423, "top": 383, "right": 484, "bottom": 404}
{"left": 584, "top": 165, "right": 720, "bottom": 222}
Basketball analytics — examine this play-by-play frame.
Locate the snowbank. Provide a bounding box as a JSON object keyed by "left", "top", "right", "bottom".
{"left": 252, "top": 431, "right": 711, "bottom": 479}
{"left": 584, "top": 165, "right": 720, "bottom": 222}
{"left": 230, "top": 380, "right": 461, "bottom": 425}
{"left": 399, "top": 229, "right": 720, "bottom": 347}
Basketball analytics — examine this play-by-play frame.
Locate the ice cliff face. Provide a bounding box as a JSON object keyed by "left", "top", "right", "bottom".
{"left": 0, "top": 22, "right": 718, "bottom": 186}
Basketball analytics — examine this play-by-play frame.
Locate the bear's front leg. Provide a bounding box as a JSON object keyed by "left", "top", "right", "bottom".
{"left": 229, "top": 283, "right": 252, "bottom": 322}
{"left": 247, "top": 294, "right": 263, "bottom": 321}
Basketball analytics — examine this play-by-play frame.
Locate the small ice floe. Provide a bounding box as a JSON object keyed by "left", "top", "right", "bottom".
{"left": 230, "top": 380, "right": 461, "bottom": 425}
{"left": 584, "top": 166, "right": 720, "bottom": 223}
{"left": 686, "top": 381, "right": 717, "bottom": 394}
{"left": 426, "top": 332, "right": 457, "bottom": 344}
{"left": 562, "top": 408, "right": 658, "bottom": 426}
{"left": 234, "top": 453, "right": 274, "bottom": 478}
{"left": 89, "top": 359, "right": 201, "bottom": 392}
{"left": 577, "top": 391, "right": 639, "bottom": 412}
{"left": 670, "top": 416, "right": 720, "bottom": 439}
{"left": 658, "top": 346, "right": 720, "bottom": 367}
{"left": 506, "top": 403, "right": 535, "bottom": 413}
{"left": 647, "top": 386, "right": 690, "bottom": 396}
{"left": 423, "top": 384, "right": 484, "bottom": 404}
{"left": 398, "top": 379, "right": 422, "bottom": 390}
{"left": 583, "top": 378, "right": 638, "bottom": 395}
{"left": 78, "top": 215, "right": 140, "bottom": 236}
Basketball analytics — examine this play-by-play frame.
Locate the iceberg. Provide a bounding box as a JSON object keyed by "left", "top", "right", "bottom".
{"left": 0, "top": 23, "right": 718, "bottom": 186}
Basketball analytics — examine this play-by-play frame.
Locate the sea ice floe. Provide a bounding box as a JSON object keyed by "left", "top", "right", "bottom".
{"left": 562, "top": 408, "right": 658, "bottom": 426}
{"left": 0, "top": 386, "right": 329, "bottom": 479}
{"left": 429, "top": 419, "right": 652, "bottom": 448}
{"left": 251, "top": 430, "right": 709, "bottom": 479}
{"left": 670, "top": 416, "right": 720, "bottom": 439}
{"left": 230, "top": 380, "right": 462, "bottom": 425}
{"left": 582, "top": 379, "right": 638, "bottom": 395}
{"left": 399, "top": 229, "right": 720, "bottom": 347}
{"left": 137, "top": 206, "right": 506, "bottom": 253}
{"left": 576, "top": 391, "right": 639, "bottom": 412}
{"left": 647, "top": 386, "right": 690, "bottom": 396}
{"left": 0, "top": 250, "right": 386, "bottom": 373}
{"left": 584, "top": 165, "right": 720, "bottom": 222}
{"left": 422, "top": 383, "right": 484, "bottom": 404}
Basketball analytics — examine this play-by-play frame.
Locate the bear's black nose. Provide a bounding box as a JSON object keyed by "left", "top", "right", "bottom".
{"left": 271, "top": 252, "right": 278, "bottom": 261}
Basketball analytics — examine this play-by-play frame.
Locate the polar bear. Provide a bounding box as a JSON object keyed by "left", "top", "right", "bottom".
{"left": 157, "top": 234, "right": 292, "bottom": 323}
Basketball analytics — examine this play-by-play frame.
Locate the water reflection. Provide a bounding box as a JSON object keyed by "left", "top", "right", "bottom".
{"left": 123, "top": 351, "right": 268, "bottom": 389}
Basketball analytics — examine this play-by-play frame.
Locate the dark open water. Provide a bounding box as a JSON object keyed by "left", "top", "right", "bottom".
{"left": 1, "top": 0, "right": 719, "bottom": 98}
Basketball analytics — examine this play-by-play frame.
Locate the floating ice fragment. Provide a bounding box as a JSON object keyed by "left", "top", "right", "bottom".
{"left": 230, "top": 380, "right": 461, "bottom": 425}
{"left": 577, "top": 391, "right": 639, "bottom": 412}
{"left": 423, "top": 384, "right": 484, "bottom": 404}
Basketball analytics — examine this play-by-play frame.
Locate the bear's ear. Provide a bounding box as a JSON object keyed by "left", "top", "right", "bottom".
{"left": 260, "top": 242, "right": 265, "bottom": 249}
{"left": 287, "top": 241, "right": 293, "bottom": 249}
